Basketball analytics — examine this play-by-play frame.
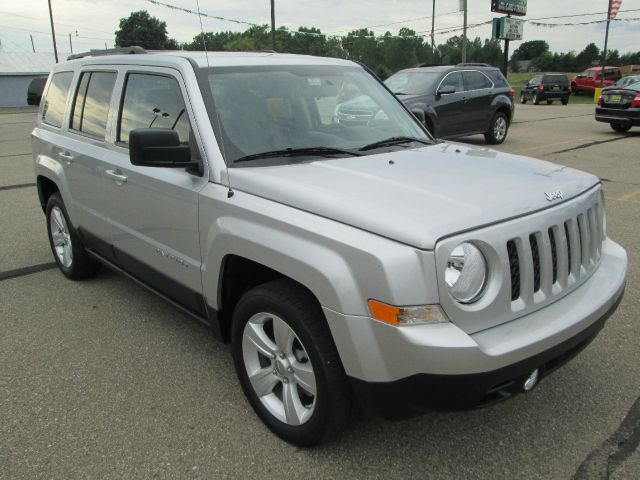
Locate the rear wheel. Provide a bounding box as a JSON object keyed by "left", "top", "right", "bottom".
{"left": 520, "top": 92, "right": 526, "bottom": 104}
{"left": 46, "top": 193, "right": 101, "bottom": 279}
{"left": 533, "top": 92, "right": 540, "bottom": 105}
{"left": 610, "top": 123, "right": 632, "bottom": 133}
{"left": 561, "top": 98, "right": 569, "bottom": 105}
{"left": 484, "top": 112, "right": 509, "bottom": 145}
{"left": 231, "top": 279, "right": 354, "bottom": 446}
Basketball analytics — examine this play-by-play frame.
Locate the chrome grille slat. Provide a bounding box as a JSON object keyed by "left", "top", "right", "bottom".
{"left": 507, "top": 196, "right": 604, "bottom": 307}
{"left": 538, "top": 230, "right": 554, "bottom": 296}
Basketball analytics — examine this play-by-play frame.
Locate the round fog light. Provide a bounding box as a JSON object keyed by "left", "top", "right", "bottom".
{"left": 523, "top": 369, "right": 539, "bottom": 392}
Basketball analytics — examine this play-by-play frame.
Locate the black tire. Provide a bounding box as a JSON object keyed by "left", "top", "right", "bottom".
{"left": 46, "top": 193, "right": 101, "bottom": 280}
{"left": 610, "top": 123, "right": 632, "bottom": 133}
{"left": 546, "top": 100, "right": 553, "bottom": 105}
{"left": 231, "top": 279, "right": 354, "bottom": 447}
{"left": 484, "top": 112, "right": 509, "bottom": 145}
{"left": 533, "top": 92, "right": 540, "bottom": 105}
{"left": 572, "top": 84, "right": 580, "bottom": 95}
{"left": 561, "top": 98, "right": 569, "bottom": 105}
{"left": 520, "top": 92, "right": 526, "bottom": 104}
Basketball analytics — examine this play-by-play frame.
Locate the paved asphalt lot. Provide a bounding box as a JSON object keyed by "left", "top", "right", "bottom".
{"left": 1, "top": 104, "right": 638, "bottom": 479}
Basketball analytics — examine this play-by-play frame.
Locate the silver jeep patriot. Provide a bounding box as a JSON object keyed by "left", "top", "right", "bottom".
{"left": 32, "top": 48, "right": 627, "bottom": 446}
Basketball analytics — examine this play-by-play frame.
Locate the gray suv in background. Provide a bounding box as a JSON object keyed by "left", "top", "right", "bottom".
{"left": 33, "top": 49, "right": 627, "bottom": 446}
{"left": 381, "top": 64, "right": 515, "bottom": 143}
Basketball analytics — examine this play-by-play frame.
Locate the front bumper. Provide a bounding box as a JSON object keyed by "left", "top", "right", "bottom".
{"left": 324, "top": 239, "right": 627, "bottom": 414}
{"left": 595, "top": 106, "right": 640, "bottom": 126}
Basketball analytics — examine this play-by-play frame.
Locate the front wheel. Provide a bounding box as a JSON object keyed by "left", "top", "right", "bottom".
{"left": 484, "top": 112, "right": 509, "bottom": 145}
{"left": 610, "top": 123, "right": 632, "bottom": 133}
{"left": 231, "top": 279, "right": 354, "bottom": 446}
{"left": 572, "top": 85, "right": 580, "bottom": 95}
{"left": 520, "top": 92, "right": 526, "bottom": 104}
{"left": 46, "top": 193, "right": 101, "bottom": 279}
{"left": 546, "top": 100, "right": 553, "bottom": 105}
{"left": 561, "top": 98, "right": 569, "bottom": 105}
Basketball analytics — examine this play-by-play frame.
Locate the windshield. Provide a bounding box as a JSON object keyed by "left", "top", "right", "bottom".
{"left": 384, "top": 71, "right": 441, "bottom": 95}
{"left": 205, "top": 65, "right": 432, "bottom": 165}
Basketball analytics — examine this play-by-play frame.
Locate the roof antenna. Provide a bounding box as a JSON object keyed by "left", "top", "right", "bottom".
{"left": 194, "top": 0, "right": 234, "bottom": 197}
{"left": 195, "top": 0, "right": 210, "bottom": 70}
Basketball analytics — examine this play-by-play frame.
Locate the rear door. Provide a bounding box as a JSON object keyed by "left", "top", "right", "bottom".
{"left": 461, "top": 70, "right": 494, "bottom": 133}
{"left": 100, "top": 67, "right": 208, "bottom": 316}
{"left": 64, "top": 70, "right": 118, "bottom": 237}
{"left": 434, "top": 71, "right": 467, "bottom": 136}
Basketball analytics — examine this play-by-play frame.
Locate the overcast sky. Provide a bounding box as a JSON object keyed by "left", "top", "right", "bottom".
{"left": 0, "top": 0, "right": 638, "bottom": 56}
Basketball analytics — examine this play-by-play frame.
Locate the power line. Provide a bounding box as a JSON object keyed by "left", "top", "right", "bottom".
{"left": 327, "top": 10, "right": 462, "bottom": 35}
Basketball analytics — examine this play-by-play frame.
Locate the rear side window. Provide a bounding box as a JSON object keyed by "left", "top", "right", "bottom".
{"left": 463, "top": 71, "right": 493, "bottom": 90}
{"left": 485, "top": 69, "right": 509, "bottom": 88}
{"left": 543, "top": 75, "right": 568, "bottom": 85}
{"left": 70, "top": 71, "right": 117, "bottom": 139}
{"left": 118, "top": 73, "right": 191, "bottom": 145}
{"left": 42, "top": 71, "right": 74, "bottom": 128}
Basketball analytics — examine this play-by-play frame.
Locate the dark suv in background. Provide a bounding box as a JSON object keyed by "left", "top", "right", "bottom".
{"left": 520, "top": 74, "right": 570, "bottom": 105}
{"left": 382, "top": 64, "right": 514, "bottom": 144}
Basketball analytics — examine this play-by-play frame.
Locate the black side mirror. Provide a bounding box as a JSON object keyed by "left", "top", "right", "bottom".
{"left": 437, "top": 85, "right": 456, "bottom": 96}
{"left": 129, "top": 128, "right": 202, "bottom": 175}
{"left": 411, "top": 109, "right": 426, "bottom": 124}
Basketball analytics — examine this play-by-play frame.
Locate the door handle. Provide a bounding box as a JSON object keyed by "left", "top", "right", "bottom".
{"left": 105, "top": 169, "right": 128, "bottom": 184}
{"left": 58, "top": 151, "right": 74, "bottom": 165}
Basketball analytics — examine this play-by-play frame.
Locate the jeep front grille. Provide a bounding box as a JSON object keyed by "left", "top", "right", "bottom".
{"left": 506, "top": 202, "right": 604, "bottom": 307}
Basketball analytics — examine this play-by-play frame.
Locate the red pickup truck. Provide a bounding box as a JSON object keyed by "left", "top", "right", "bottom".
{"left": 571, "top": 66, "right": 622, "bottom": 95}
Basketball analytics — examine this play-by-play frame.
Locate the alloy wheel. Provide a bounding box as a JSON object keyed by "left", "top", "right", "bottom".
{"left": 494, "top": 116, "right": 507, "bottom": 142}
{"left": 242, "top": 312, "right": 317, "bottom": 426}
{"left": 49, "top": 206, "right": 73, "bottom": 268}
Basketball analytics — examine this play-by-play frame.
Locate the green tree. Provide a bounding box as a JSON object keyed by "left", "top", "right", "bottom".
{"left": 115, "top": 10, "right": 177, "bottom": 50}
{"left": 511, "top": 40, "right": 549, "bottom": 61}
{"left": 576, "top": 43, "right": 600, "bottom": 69}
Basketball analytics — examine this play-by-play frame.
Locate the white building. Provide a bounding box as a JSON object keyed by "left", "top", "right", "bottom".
{"left": 0, "top": 53, "right": 56, "bottom": 107}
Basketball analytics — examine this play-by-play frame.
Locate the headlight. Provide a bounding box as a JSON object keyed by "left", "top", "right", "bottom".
{"left": 445, "top": 243, "right": 487, "bottom": 304}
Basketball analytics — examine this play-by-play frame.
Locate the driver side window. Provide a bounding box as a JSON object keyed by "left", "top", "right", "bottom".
{"left": 118, "top": 73, "right": 192, "bottom": 145}
{"left": 440, "top": 72, "right": 464, "bottom": 92}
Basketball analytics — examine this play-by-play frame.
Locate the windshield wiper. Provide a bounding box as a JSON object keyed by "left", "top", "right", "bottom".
{"left": 359, "top": 136, "right": 432, "bottom": 151}
{"left": 234, "top": 146, "right": 362, "bottom": 164}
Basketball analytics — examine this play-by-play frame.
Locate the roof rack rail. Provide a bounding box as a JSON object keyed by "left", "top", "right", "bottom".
{"left": 456, "top": 62, "right": 492, "bottom": 67}
{"left": 67, "top": 46, "right": 147, "bottom": 61}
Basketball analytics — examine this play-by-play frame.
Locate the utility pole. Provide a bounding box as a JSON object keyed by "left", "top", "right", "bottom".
{"left": 270, "top": 0, "right": 276, "bottom": 51}
{"left": 68, "top": 33, "right": 73, "bottom": 53}
{"left": 502, "top": 17, "right": 510, "bottom": 77}
{"left": 601, "top": 0, "right": 613, "bottom": 87}
{"left": 30, "top": 34, "right": 36, "bottom": 52}
{"left": 431, "top": 0, "right": 436, "bottom": 60}
{"left": 47, "top": 0, "right": 59, "bottom": 62}
{"left": 461, "top": 0, "right": 468, "bottom": 63}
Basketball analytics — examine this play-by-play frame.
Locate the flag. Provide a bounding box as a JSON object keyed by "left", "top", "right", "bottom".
{"left": 610, "top": 0, "right": 622, "bottom": 20}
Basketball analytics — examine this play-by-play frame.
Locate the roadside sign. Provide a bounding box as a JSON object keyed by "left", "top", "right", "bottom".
{"left": 491, "top": 0, "right": 527, "bottom": 16}
{"left": 492, "top": 17, "right": 524, "bottom": 40}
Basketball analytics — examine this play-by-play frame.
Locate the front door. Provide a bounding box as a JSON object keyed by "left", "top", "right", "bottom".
{"left": 101, "top": 68, "right": 208, "bottom": 316}
{"left": 461, "top": 70, "right": 494, "bottom": 133}
{"left": 434, "top": 71, "right": 467, "bottom": 137}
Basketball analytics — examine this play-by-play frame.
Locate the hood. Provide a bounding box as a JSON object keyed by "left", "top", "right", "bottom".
{"left": 228, "top": 142, "right": 599, "bottom": 250}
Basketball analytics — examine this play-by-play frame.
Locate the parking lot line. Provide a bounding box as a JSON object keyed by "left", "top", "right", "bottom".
{"left": 513, "top": 137, "right": 594, "bottom": 154}
{"left": 617, "top": 189, "right": 640, "bottom": 202}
